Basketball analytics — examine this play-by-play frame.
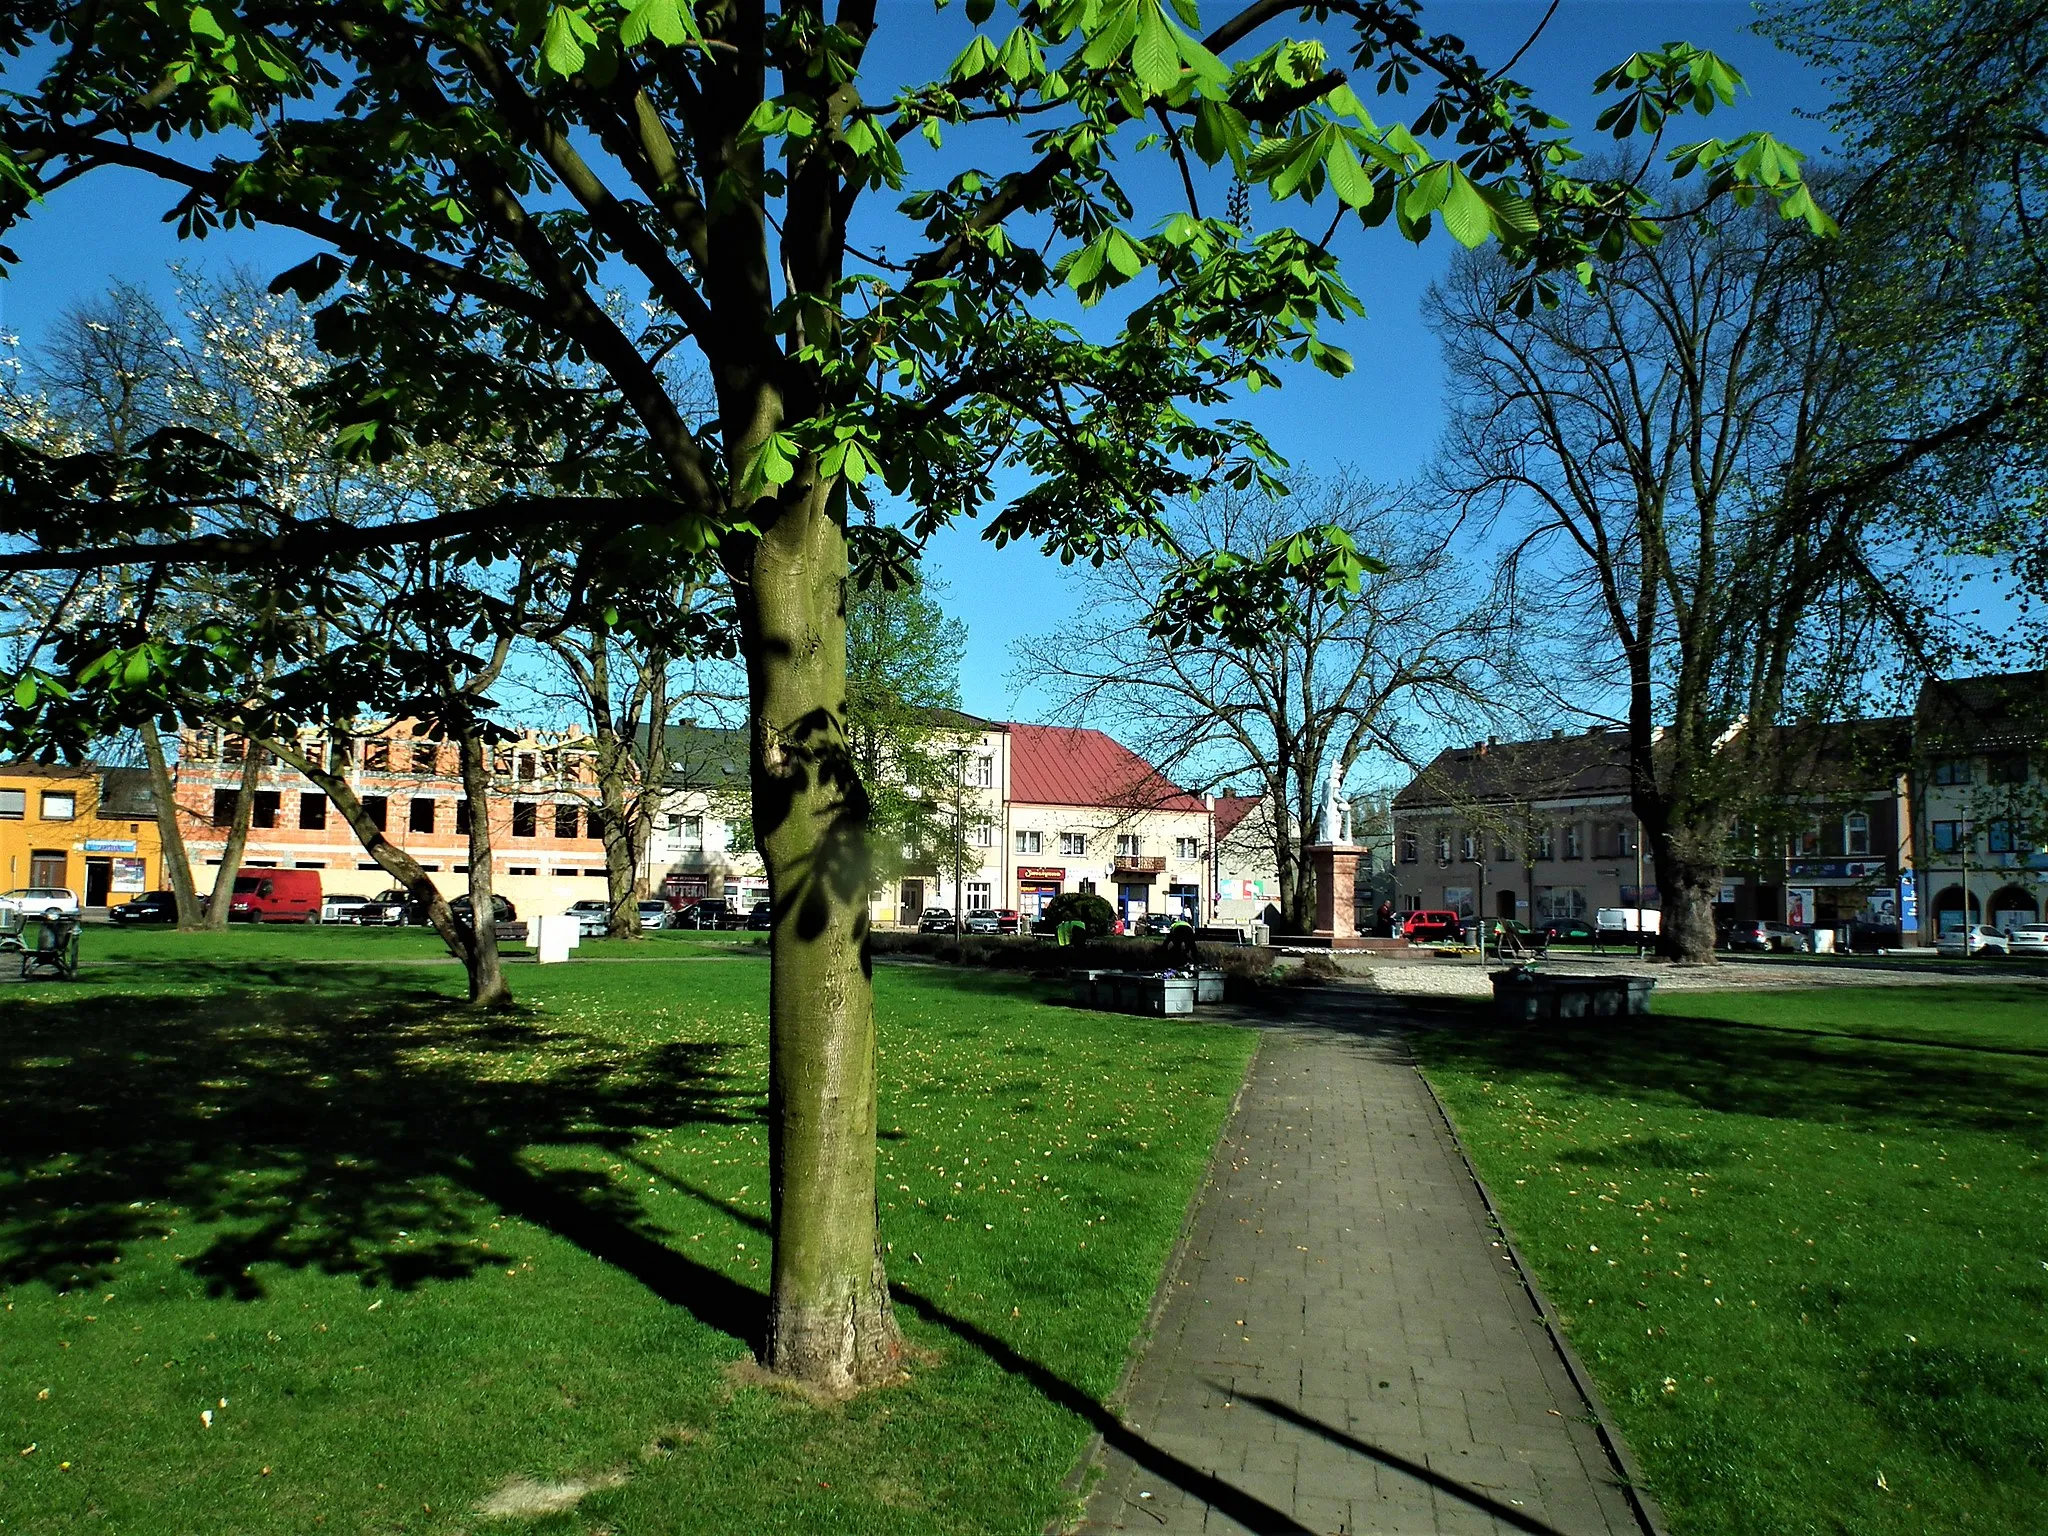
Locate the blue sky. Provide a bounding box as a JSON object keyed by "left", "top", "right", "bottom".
{"left": 0, "top": 1, "right": 1832, "bottom": 720}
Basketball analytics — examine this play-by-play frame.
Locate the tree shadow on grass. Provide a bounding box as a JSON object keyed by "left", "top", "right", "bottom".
{"left": 0, "top": 968, "right": 768, "bottom": 1347}
{"left": 1408, "top": 1003, "right": 2048, "bottom": 1141}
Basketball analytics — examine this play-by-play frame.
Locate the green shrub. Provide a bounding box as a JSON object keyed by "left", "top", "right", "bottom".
{"left": 1042, "top": 891, "right": 1116, "bottom": 936}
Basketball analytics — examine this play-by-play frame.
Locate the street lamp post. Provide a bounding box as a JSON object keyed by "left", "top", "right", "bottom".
{"left": 952, "top": 748, "right": 967, "bottom": 954}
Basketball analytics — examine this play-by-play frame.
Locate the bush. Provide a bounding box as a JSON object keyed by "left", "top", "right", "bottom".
{"left": 1042, "top": 890, "right": 1116, "bottom": 937}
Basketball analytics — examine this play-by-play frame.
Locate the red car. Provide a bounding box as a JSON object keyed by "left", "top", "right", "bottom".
{"left": 966, "top": 908, "right": 1022, "bottom": 934}
{"left": 1401, "top": 909, "right": 1466, "bottom": 943}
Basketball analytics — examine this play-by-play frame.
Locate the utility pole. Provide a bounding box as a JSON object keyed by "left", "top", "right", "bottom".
{"left": 1634, "top": 818, "right": 1646, "bottom": 959}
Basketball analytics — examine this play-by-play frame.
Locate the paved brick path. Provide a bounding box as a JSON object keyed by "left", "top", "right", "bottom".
{"left": 1075, "top": 1003, "right": 1653, "bottom": 1536}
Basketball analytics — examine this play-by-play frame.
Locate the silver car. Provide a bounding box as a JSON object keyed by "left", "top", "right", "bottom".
{"left": 2006, "top": 923, "right": 2048, "bottom": 956}
{"left": 1937, "top": 924, "right": 2010, "bottom": 957}
{"left": 565, "top": 899, "right": 611, "bottom": 938}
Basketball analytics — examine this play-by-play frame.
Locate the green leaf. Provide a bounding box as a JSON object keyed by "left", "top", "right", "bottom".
{"left": 1131, "top": 7, "right": 1180, "bottom": 95}
{"left": 965, "top": 0, "right": 994, "bottom": 23}
{"left": 1190, "top": 98, "right": 1248, "bottom": 169}
{"left": 12, "top": 677, "right": 35, "bottom": 709}
{"left": 621, "top": 0, "right": 693, "bottom": 48}
{"left": 1324, "top": 142, "right": 1373, "bottom": 209}
{"left": 543, "top": 7, "right": 591, "bottom": 76}
{"left": 1439, "top": 170, "right": 1492, "bottom": 248}
{"left": 188, "top": 4, "right": 227, "bottom": 41}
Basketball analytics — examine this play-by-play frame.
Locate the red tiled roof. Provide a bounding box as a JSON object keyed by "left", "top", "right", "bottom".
{"left": 1005, "top": 723, "right": 1207, "bottom": 812}
{"left": 1213, "top": 794, "right": 1261, "bottom": 840}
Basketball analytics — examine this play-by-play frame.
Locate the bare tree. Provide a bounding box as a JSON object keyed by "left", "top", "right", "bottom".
{"left": 1429, "top": 192, "right": 2017, "bottom": 961}
{"left": 1018, "top": 475, "right": 1511, "bottom": 932}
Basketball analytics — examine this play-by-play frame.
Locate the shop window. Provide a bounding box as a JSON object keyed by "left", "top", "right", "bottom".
{"left": 251, "top": 791, "right": 279, "bottom": 829}
{"left": 0, "top": 789, "right": 22, "bottom": 820}
{"left": 1844, "top": 812, "right": 1871, "bottom": 856}
{"left": 555, "top": 805, "right": 581, "bottom": 839}
{"left": 512, "top": 802, "right": 537, "bottom": 838}
{"left": 363, "top": 795, "right": 388, "bottom": 831}
{"left": 1061, "top": 832, "right": 1087, "bottom": 856}
{"left": 299, "top": 792, "right": 327, "bottom": 830}
{"left": 1015, "top": 829, "right": 1043, "bottom": 854}
{"left": 40, "top": 792, "right": 76, "bottom": 821}
{"left": 409, "top": 797, "right": 435, "bottom": 834}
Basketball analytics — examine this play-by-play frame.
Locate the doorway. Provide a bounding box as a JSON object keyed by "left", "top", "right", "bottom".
{"left": 1497, "top": 890, "right": 1518, "bottom": 919}
{"left": 85, "top": 857, "right": 113, "bottom": 906}
{"left": 898, "top": 879, "right": 924, "bottom": 926}
{"left": 29, "top": 850, "right": 66, "bottom": 889}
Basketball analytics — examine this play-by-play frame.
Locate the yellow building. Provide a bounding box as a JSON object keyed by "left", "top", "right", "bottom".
{"left": 0, "top": 762, "right": 164, "bottom": 907}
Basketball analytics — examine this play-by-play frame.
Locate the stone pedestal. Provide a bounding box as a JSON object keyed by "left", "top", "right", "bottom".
{"left": 1298, "top": 843, "right": 1367, "bottom": 950}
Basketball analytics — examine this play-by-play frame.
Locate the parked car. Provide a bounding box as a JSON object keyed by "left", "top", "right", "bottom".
{"left": 319, "top": 892, "right": 374, "bottom": 924}
{"left": 1541, "top": 917, "right": 1597, "bottom": 946}
{"left": 566, "top": 899, "right": 611, "bottom": 938}
{"left": 672, "top": 898, "right": 740, "bottom": 930}
{"left": 0, "top": 887, "right": 81, "bottom": 921}
{"left": 638, "top": 898, "right": 670, "bottom": 931}
{"left": 964, "top": 908, "right": 1023, "bottom": 935}
{"left": 917, "top": 906, "right": 957, "bottom": 934}
{"left": 1130, "top": 912, "right": 1180, "bottom": 937}
{"left": 1937, "top": 924, "right": 2010, "bottom": 957}
{"left": 2009, "top": 923, "right": 2048, "bottom": 956}
{"left": 450, "top": 893, "right": 517, "bottom": 925}
{"left": 229, "top": 869, "right": 321, "bottom": 923}
{"left": 353, "top": 889, "right": 415, "bottom": 926}
{"left": 109, "top": 890, "right": 178, "bottom": 925}
{"left": 1845, "top": 919, "right": 1903, "bottom": 954}
{"left": 745, "top": 901, "right": 773, "bottom": 931}
{"left": 1401, "top": 909, "right": 1466, "bottom": 943}
{"left": 1722, "top": 919, "right": 1805, "bottom": 953}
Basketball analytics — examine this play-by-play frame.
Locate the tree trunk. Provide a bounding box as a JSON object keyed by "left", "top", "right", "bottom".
{"left": 259, "top": 736, "right": 479, "bottom": 974}
{"left": 457, "top": 728, "right": 512, "bottom": 1008}
{"left": 743, "top": 479, "right": 901, "bottom": 1393}
{"left": 588, "top": 639, "right": 644, "bottom": 940}
{"left": 202, "top": 744, "right": 263, "bottom": 929}
{"left": 139, "top": 719, "right": 204, "bottom": 928}
{"left": 1645, "top": 815, "right": 1723, "bottom": 963}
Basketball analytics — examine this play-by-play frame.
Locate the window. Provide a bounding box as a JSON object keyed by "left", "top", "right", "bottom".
{"left": 1016, "top": 830, "right": 1042, "bottom": 854}
{"left": 508, "top": 865, "right": 538, "bottom": 876}
{"left": 453, "top": 864, "right": 469, "bottom": 875}
{"left": 1399, "top": 831, "right": 1418, "bottom": 864}
{"left": 416, "top": 864, "right": 440, "bottom": 873}
{"left": 456, "top": 799, "right": 472, "bottom": 836}
{"left": 512, "top": 802, "right": 537, "bottom": 838}
{"left": 583, "top": 868, "right": 607, "bottom": 877}
{"left": 1493, "top": 837, "right": 1512, "bottom": 864}
{"left": 1987, "top": 751, "right": 2029, "bottom": 785}
{"left": 1617, "top": 824, "right": 1637, "bottom": 856}
{"left": 1844, "top": 811, "right": 1871, "bottom": 856}
{"left": 357, "top": 861, "right": 381, "bottom": 871}
{"left": 363, "top": 740, "right": 389, "bottom": 771}
{"left": 1792, "top": 821, "right": 1821, "bottom": 857}
{"left": 328, "top": 738, "right": 353, "bottom": 769}
{"left": 1061, "top": 832, "right": 1087, "bottom": 856}
{"left": 293, "top": 860, "right": 326, "bottom": 870}
{"left": 973, "top": 820, "right": 995, "bottom": 847}
{"left": 964, "top": 756, "right": 993, "bottom": 788}
{"left": 965, "top": 880, "right": 992, "bottom": 910}
{"left": 1459, "top": 831, "right": 1477, "bottom": 862}
{"left": 1535, "top": 827, "right": 1554, "bottom": 861}
{"left": 1932, "top": 820, "right": 1963, "bottom": 854}
{"left": 409, "top": 797, "right": 435, "bottom": 834}
{"left": 555, "top": 805, "right": 581, "bottom": 840}
{"left": 299, "top": 792, "right": 327, "bottom": 831}
{"left": 1174, "top": 836, "right": 1201, "bottom": 859}
{"left": 1116, "top": 834, "right": 1141, "bottom": 857}
{"left": 516, "top": 753, "right": 537, "bottom": 782}
{"left": 553, "top": 867, "right": 579, "bottom": 877}
{"left": 40, "top": 791, "right": 76, "bottom": 821}
{"left": 251, "top": 791, "right": 279, "bottom": 830}
{"left": 1989, "top": 819, "right": 2026, "bottom": 854}
{"left": 678, "top": 815, "right": 704, "bottom": 853}
{"left": 1563, "top": 824, "right": 1583, "bottom": 860}
{"left": 1536, "top": 885, "right": 1588, "bottom": 921}
{"left": 1435, "top": 832, "right": 1452, "bottom": 863}
{"left": 363, "top": 795, "right": 388, "bottom": 832}
{"left": 1932, "top": 756, "right": 1972, "bottom": 786}
{"left": 0, "top": 789, "right": 21, "bottom": 820}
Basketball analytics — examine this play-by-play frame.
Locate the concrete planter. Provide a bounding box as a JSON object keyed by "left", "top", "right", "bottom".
{"left": 1194, "top": 970, "right": 1226, "bottom": 1004}
{"left": 1491, "top": 969, "right": 1655, "bottom": 1023}
{"left": 1071, "top": 969, "right": 1198, "bottom": 1016}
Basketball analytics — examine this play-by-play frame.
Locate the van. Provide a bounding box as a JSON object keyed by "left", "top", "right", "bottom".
{"left": 1595, "top": 907, "right": 1662, "bottom": 938}
{"left": 229, "top": 869, "right": 322, "bottom": 923}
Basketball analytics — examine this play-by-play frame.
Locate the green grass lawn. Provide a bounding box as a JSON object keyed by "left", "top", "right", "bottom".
{"left": 1414, "top": 984, "right": 2048, "bottom": 1536}
{"left": 1, "top": 930, "right": 1252, "bottom": 1534}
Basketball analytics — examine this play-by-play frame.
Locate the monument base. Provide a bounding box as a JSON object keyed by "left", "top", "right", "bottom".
{"left": 1307, "top": 842, "right": 1368, "bottom": 947}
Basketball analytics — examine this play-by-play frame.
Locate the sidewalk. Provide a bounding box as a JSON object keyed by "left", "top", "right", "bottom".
{"left": 1075, "top": 1003, "right": 1653, "bottom": 1536}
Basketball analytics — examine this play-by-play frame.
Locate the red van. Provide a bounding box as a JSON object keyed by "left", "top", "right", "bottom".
{"left": 229, "top": 869, "right": 322, "bottom": 923}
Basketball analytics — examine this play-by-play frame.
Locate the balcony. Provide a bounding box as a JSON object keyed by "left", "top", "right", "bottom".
{"left": 1113, "top": 854, "right": 1166, "bottom": 875}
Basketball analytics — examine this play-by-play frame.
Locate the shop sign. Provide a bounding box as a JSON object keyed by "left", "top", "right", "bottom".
{"left": 1787, "top": 860, "right": 1887, "bottom": 880}
{"left": 1900, "top": 870, "right": 1918, "bottom": 932}
{"left": 84, "top": 838, "right": 137, "bottom": 853}
{"left": 112, "top": 856, "right": 147, "bottom": 892}
{"left": 1717, "top": 882, "right": 1738, "bottom": 904}
{"left": 1016, "top": 866, "right": 1065, "bottom": 883}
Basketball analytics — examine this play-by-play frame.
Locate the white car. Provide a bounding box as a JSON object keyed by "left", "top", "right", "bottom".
{"left": 565, "top": 899, "right": 611, "bottom": 938}
{"left": 638, "top": 898, "right": 670, "bottom": 931}
{"left": 0, "top": 887, "right": 81, "bottom": 920}
{"left": 2006, "top": 923, "right": 2048, "bottom": 956}
{"left": 318, "top": 893, "right": 374, "bottom": 924}
{"left": 1937, "top": 924, "right": 2010, "bottom": 957}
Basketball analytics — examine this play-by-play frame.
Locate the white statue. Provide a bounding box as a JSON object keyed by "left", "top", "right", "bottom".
{"left": 1321, "top": 762, "right": 1346, "bottom": 845}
